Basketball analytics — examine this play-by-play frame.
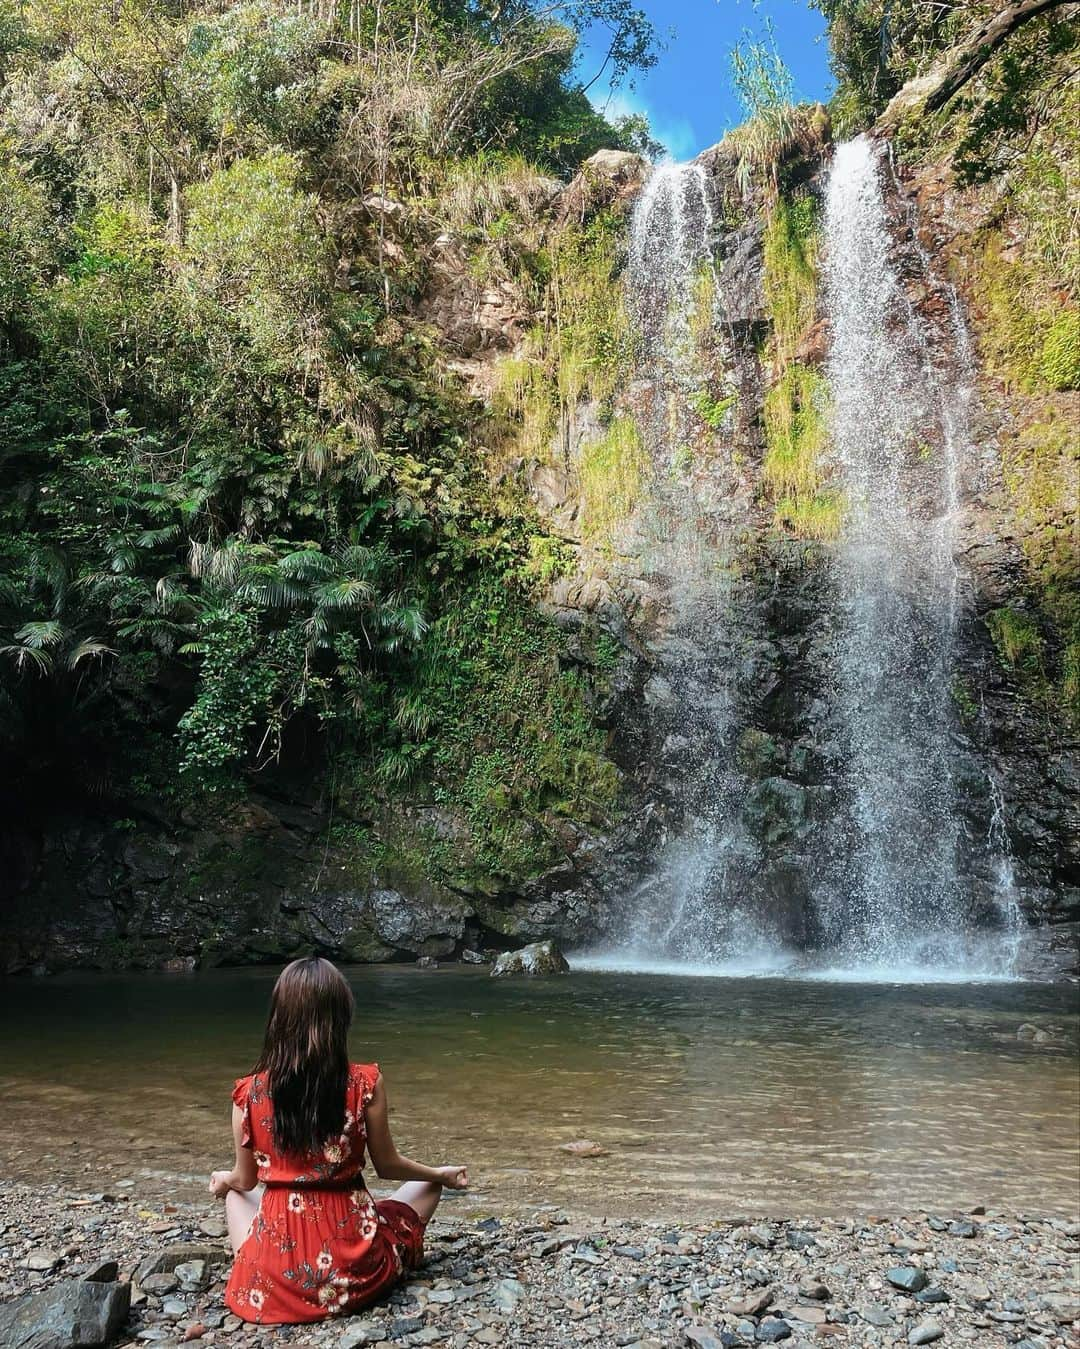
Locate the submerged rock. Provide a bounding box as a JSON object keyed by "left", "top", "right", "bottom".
{"left": 490, "top": 940, "right": 570, "bottom": 977}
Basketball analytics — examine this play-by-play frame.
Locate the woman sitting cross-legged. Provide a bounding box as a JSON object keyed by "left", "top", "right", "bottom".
{"left": 209, "top": 956, "right": 468, "bottom": 1324}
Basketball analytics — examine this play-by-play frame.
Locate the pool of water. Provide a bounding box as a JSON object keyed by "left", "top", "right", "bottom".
{"left": 0, "top": 967, "right": 1076, "bottom": 1221}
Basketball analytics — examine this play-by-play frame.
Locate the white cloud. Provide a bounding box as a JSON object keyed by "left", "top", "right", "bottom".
{"left": 592, "top": 88, "right": 698, "bottom": 162}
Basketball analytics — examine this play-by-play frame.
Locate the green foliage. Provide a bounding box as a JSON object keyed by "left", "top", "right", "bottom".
{"left": 975, "top": 235, "right": 1079, "bottom": 394}
{"left": 730, "top": 15, "right": 795, "bottom": 119}
{"left": 1038, "top": 311, "right": 1080, "bottom": 392}
{"left": 986, "top": 606, "right": 1044, "bottom": 676}
{"left": 763, "top": 195, "right": 819, "bottom": 368}
{"left": 578, "top": 415, "right": 647, "bottom": 547}
{"left": 760, "top": 191, "right": 837, "bottom": 541}
{"left": 996, "top": 412, "right": 1080, "bottom": 723}
{"left": 495, "top": 209, "right": 633, "bottom": 478}
{"left": 691, "top": 389, "right": 737, "bottom": 430}
{"left": 0, "top": 0, "right": 649, "bottom": 836}
{"left": 810, "top": 0, "right": 981, "bottom": 131}
{"left": 342, "top": 573, "right": 620, "bottom": 886}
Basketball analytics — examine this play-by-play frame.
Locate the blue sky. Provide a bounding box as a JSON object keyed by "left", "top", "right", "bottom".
{"left": 577, "top": 0, "right": 833, "bottom": 160}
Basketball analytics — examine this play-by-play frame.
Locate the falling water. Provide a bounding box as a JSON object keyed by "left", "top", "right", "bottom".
{"left": 580, "top": 162, "right": 785, "bottom": 974}
{"left": 818, "top": 136, "right": 1010, "bottom": 975}
{"left": 579, "top": 142, "right": 1023, "bottom": 981}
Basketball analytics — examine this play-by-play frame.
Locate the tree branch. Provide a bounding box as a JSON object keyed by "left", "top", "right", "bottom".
{"left": 878, "top": 0, "right": 1077, "bottom": 128}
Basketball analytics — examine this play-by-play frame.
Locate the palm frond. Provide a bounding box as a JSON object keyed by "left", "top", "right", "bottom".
{"left": 0, "top": 643, "right": 53, "bottom": 674}
{"left": 14, "top": 619, "right": 64, "bottom": 649}
{"left": 66, "top": 638, "right": 115, "bottom": 668}
{"left": 314, "top": 578, "right": 375, "bottom": 610}
{"left": 277, "top": 549, "right": 335, "bottom": 581}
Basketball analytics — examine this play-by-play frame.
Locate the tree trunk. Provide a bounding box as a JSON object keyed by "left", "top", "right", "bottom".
{"left": 168, "top": 172, "right": 184, "bottom": 246}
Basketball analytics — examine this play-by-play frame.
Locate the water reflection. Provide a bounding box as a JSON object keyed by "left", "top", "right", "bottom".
{"left": 0, "top": 968, "right": 1075, "bottom": 1219}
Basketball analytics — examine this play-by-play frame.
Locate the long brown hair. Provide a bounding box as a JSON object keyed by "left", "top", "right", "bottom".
{"left": 253, "top": 957, "right": 355, "bottom": 1156}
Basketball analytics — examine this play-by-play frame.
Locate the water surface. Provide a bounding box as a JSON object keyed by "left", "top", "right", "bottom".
{"left": 0, "top": 967, "right": 1076, "bottom": 1221}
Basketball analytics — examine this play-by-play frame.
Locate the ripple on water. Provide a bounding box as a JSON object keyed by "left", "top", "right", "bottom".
{"left": 0, "top": 966, "right": 1076, "bottom": 1219}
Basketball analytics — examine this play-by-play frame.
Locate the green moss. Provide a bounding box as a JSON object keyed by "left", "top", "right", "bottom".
{"left": 986, "top": 607, "right": 1045, "bottom": 676}
{"left": 691, "top": 388, "right": 737, "bottom": 429}
{"left": 492, "top": 332, "right": 558, "bottom": 459}
{"left": 495, "top": 210, "right": 632, "bottom": 474}
{"left": 578, "top": 415, "right": 648, "bottom": 547}
{"left": 688, "top": 265, "right": 718, "bottom": 352}
{"left": 763, "top": 194, "right": 819, "bottom": 369}
{"left": 774, "top": 491, "right": 844, "bottom": 542}
{"left": 760, "top": 192, "right": 837, "bottom": 540}
{"left": 995, "top": 412, "right": 1080, "bottom": 722}
{"left": 762, "top": 363, "right": 840, "bottom": 539}
{"left": 951, "top": 677, "right": 979, "bottom": 723}
{"left": 1038, "top": 310, "right": 1080, "bottom": 391}
{"left": 337, "top": 574, "right": 621, "bottom": 889}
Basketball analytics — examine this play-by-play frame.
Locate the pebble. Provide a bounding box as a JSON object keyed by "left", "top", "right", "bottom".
{"left": 886, "top": 1266, "right": 928, "bottom": 1293}
{"left": 24, "top": 1248, "right": 62, "bottom": 1272}
{"left": 2, "top": 1183, "right": 1077, "bottom": 1349}
{"left": 755, "top": 1319, "right": 792, "bottom": 1343}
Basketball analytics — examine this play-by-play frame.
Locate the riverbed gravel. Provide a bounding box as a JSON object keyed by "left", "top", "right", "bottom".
{"left": 1, "top": 1182, "right": 1077, "bottom": 1348}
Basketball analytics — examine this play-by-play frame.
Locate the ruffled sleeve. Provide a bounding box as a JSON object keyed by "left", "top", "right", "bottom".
{"left": 356, "top": 1062, "right": 380, "bottom": 1109}
{"left": 231, "top": 1075, "right": 252, "bottom": 1148}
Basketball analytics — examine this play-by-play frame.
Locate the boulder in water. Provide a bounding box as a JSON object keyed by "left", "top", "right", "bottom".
{"left": 490, "top": 940, "right": 569, "bottom": 977}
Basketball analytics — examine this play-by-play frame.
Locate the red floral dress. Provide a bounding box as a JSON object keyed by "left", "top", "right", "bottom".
{"left": 223, "top": 1062, "right": 426, "bottom": 1324}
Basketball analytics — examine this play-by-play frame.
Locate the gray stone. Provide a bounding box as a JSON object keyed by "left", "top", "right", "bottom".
{"left": 171, "top": 1261, "right": 206, "bottom": 1291}
{"left": 0, "top": 1278, "right": 131, "bottom": 1349}
{"left": 82, "top": 1264, "right": 118, "bottom": 1285}
{"left": 886, "top": 1267, "right": 928, "bottom": 1293}
{"left": 25, "top": 1250, "right": 63, "bottom": 1273}
{"left": 755, "top": 1321, "right": 792, "bottom": 1343}
{"left": 1043, "top": 1291, "right": 1080, "bottom": 1322}
{"left": 134, "top": 1244, "right": 228, "bottom": 1287}
{"left": 857, "top": 1305, "right": 894, "bottom": 1327}
{"left": 339, "top": 1326, "right": 387, "bottom": 1349}
{"left": 685, "top": 1328, "right": 727, "bottom": 1349}
{"left": 947, "top": 1220, "right": 978, "bottom": 1238}
{"left": 907, "top": 1319, "right": 944, "bottom": 1345}
{"left": 490, "top": 941, "right": 569, "bottom": 977}
{"left": 490, "top": 1278, "right": 526, "bottom": 1312}
{"left": 914, "top": 1287, "right": 949, "bottom": 1305}
{"left": 728, "top": 1289, "right": 773, "bottom": 1317}
{"left": 137, "top": 1275, "right": 177, "bottom": 1297}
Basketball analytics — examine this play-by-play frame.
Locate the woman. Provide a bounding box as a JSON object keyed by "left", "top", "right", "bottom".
{"left": 209, "top": 956, "right": 468, "bottom": 1324}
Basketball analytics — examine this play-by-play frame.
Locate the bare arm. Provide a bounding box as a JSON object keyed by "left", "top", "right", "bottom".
{"left": 209, "top": 1104, "right": 259, "bottom": 1197}
{"left": 364, "top": 1074, "right": 468, "bottom": 1189}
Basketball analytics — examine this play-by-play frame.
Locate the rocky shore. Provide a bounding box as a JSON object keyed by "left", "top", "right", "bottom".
{"left": 2, "top": 1183, "right": 1077, "bottom": 1349}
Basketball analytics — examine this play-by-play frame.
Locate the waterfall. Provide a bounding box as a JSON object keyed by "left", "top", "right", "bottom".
{"left": 577, "top": 142, "right": 1022, "bottom": 981}
{"left": 580, "top": 162, "right": 787, "bottom": 975}
{"left": 818, "top": 135, "right": 1017, "bottom": 976}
